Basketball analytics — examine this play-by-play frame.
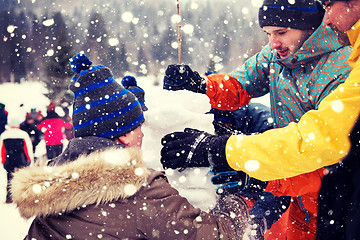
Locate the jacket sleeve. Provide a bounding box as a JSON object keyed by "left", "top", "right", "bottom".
{"left": 0, "top": 137, "right": 5, "bottom": 164}
{"left": 226, "top": 64, "right": 360, "bottom": 181}
{"left": 136, "top": 173, "right": 248, "bottom": 239}
{"left": 265, "top": 168, "right": 325, "bottom": 196}
{"left": 205, "top": 73, "right": 252, "bottom": 111}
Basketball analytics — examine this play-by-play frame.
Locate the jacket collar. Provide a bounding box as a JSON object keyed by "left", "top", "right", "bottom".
{"left": 347, "top": 19, "right": 360, "bottom": 69}
{"left": 11, "top": 137, "right": 149, "bottom": 219}
{"left": 274, "top": 24, "right": 344, "bottom": 68}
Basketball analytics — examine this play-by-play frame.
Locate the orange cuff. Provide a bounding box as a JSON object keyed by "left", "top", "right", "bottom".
{"left": 205, "top": 73, "right": 251, "bottom": 111}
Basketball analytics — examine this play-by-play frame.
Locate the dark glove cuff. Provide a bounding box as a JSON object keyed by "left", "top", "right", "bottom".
{"left": 193, "top": 71, "right": 207, "bottom": 94}
{"left": 243, "top": 177, "right": 268, "bottom": 192}
{"left": 208, "top": 135, "right": 232, "bottom": 172}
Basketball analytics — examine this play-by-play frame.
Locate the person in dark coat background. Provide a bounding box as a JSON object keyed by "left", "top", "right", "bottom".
{"left": 121, "top": 75, "right": 148, "bottom": 111}
{"left": 20, "top": 112, "right": 42, "bottom": 154}
{"left": 1, "top": 116, "right": 33, "bottom": 203}
{"left": 10, "top": 52, "right": 249, "bottom": 240}
{"left": 0, "top": 103, "right": 8, "bottom": 136}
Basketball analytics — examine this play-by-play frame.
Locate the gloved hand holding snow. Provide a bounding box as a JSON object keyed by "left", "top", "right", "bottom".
{"left": 160, "top": 128, "right": 230, "bottom": 172}
{"left": 163, "top": 64, "right": 207, "bottom": 93}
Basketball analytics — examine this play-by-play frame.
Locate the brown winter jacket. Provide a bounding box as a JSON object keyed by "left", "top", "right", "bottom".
{"left": 11, "top": 137, "right": 248, "bottom": 240}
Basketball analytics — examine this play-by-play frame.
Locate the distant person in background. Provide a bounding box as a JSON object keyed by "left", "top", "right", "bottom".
{"left": 37, "top": 101, "right": 72, "bottom": 160}
{"left": 0, "top": 103, "right": 8, "bottom": 135}
{"left": 20, "top": 112, "right": 42, "bottom": 154}
{"left": 121, "top": 75, "right": 148, "bottom": 111}
{"left": 62, "top": 106, "right": 74, "bottom": 141}
{"left": 0, "top": 116, "right": 33, "bottom": 203}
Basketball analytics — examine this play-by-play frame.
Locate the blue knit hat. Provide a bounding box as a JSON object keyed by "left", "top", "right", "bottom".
{"left": 69, "top": 52, "right": 144, "bottom": 139}
{"left": 121, "top": 75, "right": 148, "bottom": 111}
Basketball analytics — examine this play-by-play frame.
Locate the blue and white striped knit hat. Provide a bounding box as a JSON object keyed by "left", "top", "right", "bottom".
{"left": 69, "top": 52, "right": 144, "bottom": 139}
{"left": 121, "top": 75, "right": 148, "bottom": 111}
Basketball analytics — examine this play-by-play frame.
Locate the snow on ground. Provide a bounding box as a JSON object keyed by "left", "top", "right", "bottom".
{"left": 0, "top": 76, "right": 269, "bottom": 239}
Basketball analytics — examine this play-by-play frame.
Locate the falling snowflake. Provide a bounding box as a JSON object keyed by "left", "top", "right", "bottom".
{"left": 331, "top": 100, "right": 344, "bottom": 113}
{"left": 244, "top": 160, "right": 260, "bottom": 172}
{"left": 124, "top": 184, "right": 137, "bottom": 195}
{"left": 32, "top": 184, "right": 42, "bottom": 194}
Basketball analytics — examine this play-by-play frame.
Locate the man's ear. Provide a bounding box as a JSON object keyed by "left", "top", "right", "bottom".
{"left": 115, "top": 136, "right": 129, "bottom": 146}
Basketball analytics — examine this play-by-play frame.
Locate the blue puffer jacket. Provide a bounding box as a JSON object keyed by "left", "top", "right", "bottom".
{"left": 230, "top": 23, "right": 352, "bottom": 128}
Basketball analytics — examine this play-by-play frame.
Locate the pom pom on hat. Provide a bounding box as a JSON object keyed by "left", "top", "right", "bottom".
{"left": 69, "top": 52, "right": 92, "bottom": 73}
{"left": 121, "top": 75, "right": 138, "bottom": 87}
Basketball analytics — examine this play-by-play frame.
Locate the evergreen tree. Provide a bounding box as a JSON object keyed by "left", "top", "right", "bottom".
{"left": 118, "top": 42, "right": 129, "bottom": 76}
{"left": 10, "top": 11, "right": 28, "bottom": 83}
{"left": 137, "top": 44, "right": 148, "bottom": 76}
{"left": 0, "top": 10, "right": 12, "bottom": 83}
{"left": 44, "top": 12, "right": 74, "bottom": 103}
{"left": 86, "top": 12, "right": 108, "bottom": 65}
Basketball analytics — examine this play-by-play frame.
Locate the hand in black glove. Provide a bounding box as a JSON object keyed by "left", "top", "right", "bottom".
{"left": 211, "top": 170, "right": 249, "bottom": 195}
{"left": 160, "top": 128, "right": 229, "bottom": 172}
{"left": 163, "top": 64, "right": 207, "bottom": 93}
{"left": 211, "top": 170, "right": 268, "bottom": 195}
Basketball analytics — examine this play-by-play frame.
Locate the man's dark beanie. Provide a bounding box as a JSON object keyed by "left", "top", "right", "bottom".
{"left": 259, "top": 0, "right": 325, "bottom": 30}
{"left": 69, "top": 52, "right": 144, "bottom": 139}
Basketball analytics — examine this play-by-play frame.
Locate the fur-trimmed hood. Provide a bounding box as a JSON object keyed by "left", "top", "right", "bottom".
{"left": 11, "top": 137, "right": 150, "bottom": 219}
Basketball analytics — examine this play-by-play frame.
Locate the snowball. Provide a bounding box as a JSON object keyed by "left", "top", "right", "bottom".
{"left": 108, "top": 38, "right": 119, "bottom": 46}
{"left": 244, "top": 160, "right": 260, "bottom": 172}
{"left": 7, "top": 25, "right": 17, "bottom": 33}
{"left": 122, "top": 12, "right": 133, "bottom": 23}
{"left": 124, "top": 184, "right": 137, "bottom": 195}
{"left": 72, "top": 172, "right": 79, "bottom": 179}
{"left": 171, "top": 14, "right": 181, "bottom": 24}
{"left": 43, "top": 19, "right": 55, "bottom": 27}
{"left": 179, "top": 175, "right": 186, "bottom": 183}
{"left": 331, "top": 100, "right": 344, "bottom": 113}
{"left": 308, "top": 132, "right": 315, "bottom": 141}
{"left": 134, "top": 167, "right": 145, "bottom": 176}
{"left": 183, "top": 24, "right": 194, "bottom": 35}
{"left": 32, "top": 184, "right": 42, "bottom": 194}
{"left": 46, "top": 49, "right": 54, "bottom": 57}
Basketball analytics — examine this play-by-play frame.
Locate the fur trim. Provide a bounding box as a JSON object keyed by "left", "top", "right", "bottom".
{"left": 11, "top": 147, "right": 149, "bottom": 219}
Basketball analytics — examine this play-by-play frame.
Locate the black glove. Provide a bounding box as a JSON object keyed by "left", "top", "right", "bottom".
{"left": 211, "top": 170, "right": 249, "bottom": 195}
{"left": 211, "top": 170, "right": 268, "bottom": 195}
{"left": 160, "top": 128, "right": 229, "bottom": 172}
{"left": 163, "top": 64, "right": 207, "bottom": 93}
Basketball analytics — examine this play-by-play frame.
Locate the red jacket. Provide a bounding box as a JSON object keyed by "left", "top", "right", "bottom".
{"left": 37, "top": 118, "right": 72, "bottom": 146}
{"left": 264, "top": 168, "right": 326, "bottom": 240}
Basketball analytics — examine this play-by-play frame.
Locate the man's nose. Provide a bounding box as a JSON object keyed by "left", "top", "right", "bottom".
{"left": 270, "top": 38, "right": 281, "bottom": 49}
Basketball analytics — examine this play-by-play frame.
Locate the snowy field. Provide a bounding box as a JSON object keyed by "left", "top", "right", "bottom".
{"left": 0, "top": 76, "right": 269, "bottom": 239}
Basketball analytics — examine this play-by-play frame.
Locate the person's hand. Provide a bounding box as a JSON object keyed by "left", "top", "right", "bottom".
{"left": 163, "top": 64, "right": 207, "bottom": 93}
{"left": 243, "top": 217, "right": 267, "bottom": 240}
{"left": 160, "top": 128, "right": 229, "bottom": 172}
{"left": 211, "top": 170, "right": 268, "bottom": 195}
{"left": 211, "top": 170, "right": 250, "bottom": 195}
